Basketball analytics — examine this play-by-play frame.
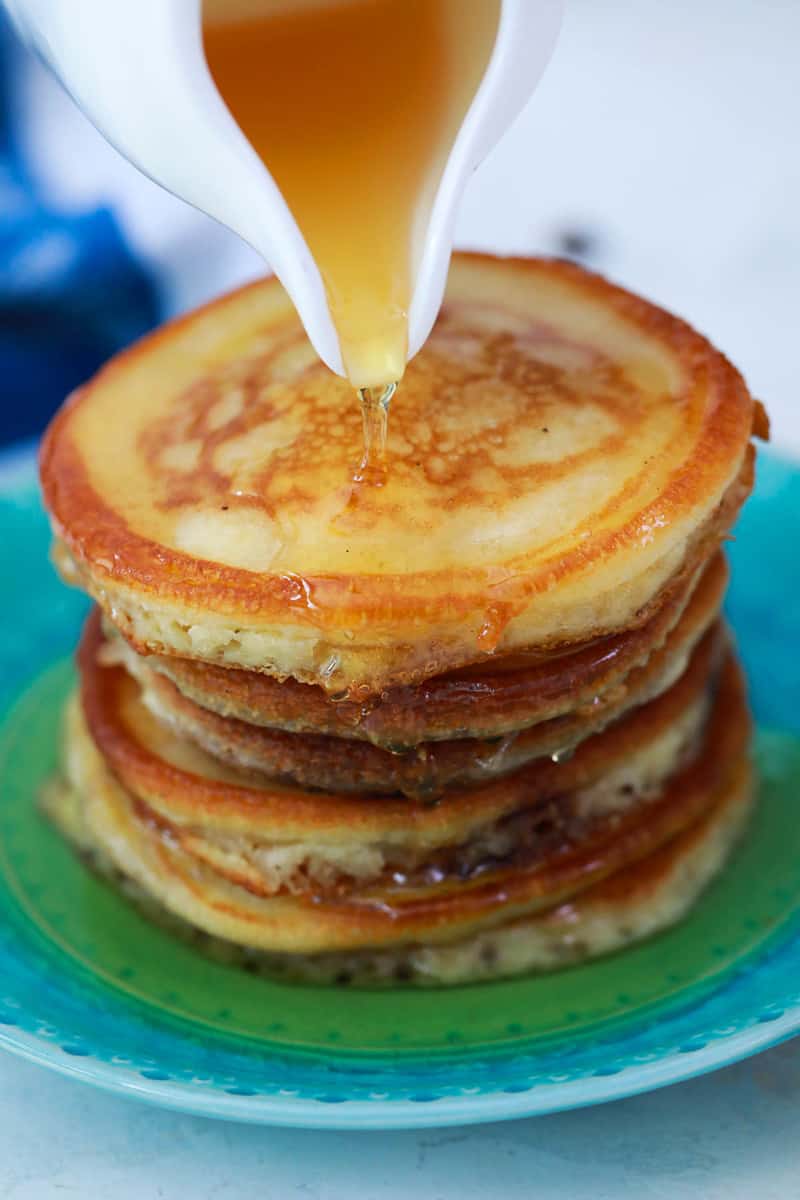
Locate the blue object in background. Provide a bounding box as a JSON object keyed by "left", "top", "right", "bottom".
{"left": 0, "top": 14, "right": 161, "bottom": 447}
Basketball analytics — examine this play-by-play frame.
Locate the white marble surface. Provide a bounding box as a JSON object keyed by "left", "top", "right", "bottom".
{"left": 2, "top": 1043, "right": 800, "bottom": 1199}
{"left": 2, "top": 0, "right": 800, "bottom": 1195}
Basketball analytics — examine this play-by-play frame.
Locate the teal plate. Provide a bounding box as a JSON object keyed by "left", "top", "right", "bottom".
{"left": 0, "top": 442, "right": 798, "bottom": 1129}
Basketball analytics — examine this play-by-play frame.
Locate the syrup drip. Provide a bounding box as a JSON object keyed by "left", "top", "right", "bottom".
{"left": 477, "top": 602, "right": 514, "bottom": 653}
{"left": 354, "top": 382, "right": 396, "bottom": 486}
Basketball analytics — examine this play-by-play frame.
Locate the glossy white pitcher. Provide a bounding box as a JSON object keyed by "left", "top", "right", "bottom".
{"left": 4, "top": 0, "right": 563, "bottom": 377}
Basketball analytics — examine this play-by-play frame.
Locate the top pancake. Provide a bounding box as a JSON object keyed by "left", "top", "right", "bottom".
{"left": 40, "top": 254, "right": 761, "bottom": 694}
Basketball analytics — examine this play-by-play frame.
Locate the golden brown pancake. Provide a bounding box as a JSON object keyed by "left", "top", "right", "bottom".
{"left": 39, "top": 252, "right": 763, "bottom": 984}
{"left": 40, "top": 254, "right": 762, "bottom": 696}
{"left": 77, "top": 608, "right": 724, "bottom": 872}
{"left": 120, "top": 550, "right": 728, "bottom": 749}
{"left": 100, "top": 554, "right": 725, "bottom": 796}
{"left": 45, "top": 751, "right": 751, "bottom": 985}
{"left": 54, "top": 648, "right": 750, "bottom": 967}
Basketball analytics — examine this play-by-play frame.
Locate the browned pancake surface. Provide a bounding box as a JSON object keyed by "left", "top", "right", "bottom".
{"left": 42, "top": 255, "right": 761, "bottom": 694}
{"left": 67, "top": 649, "right": 750, "bottom": 952}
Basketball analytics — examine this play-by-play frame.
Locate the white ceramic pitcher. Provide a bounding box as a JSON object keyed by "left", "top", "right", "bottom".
{"left": 4, "top": 0, "right": 563, "bottom": 377}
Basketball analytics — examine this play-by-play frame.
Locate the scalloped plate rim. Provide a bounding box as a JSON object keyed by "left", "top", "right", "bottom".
{"left": 0, "top": 1009, "right": 799, "bottom": 1129}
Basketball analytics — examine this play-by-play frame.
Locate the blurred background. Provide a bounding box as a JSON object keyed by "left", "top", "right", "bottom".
{"left": 0, "top": 0, "right": 798, "bottom": 455}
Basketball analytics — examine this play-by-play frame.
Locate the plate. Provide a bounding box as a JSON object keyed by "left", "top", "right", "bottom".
{"left": 0, "top": 442, "right": 798, "bottom": 1130}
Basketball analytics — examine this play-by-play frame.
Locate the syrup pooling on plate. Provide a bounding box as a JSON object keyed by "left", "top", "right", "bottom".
{"left": 202, "top": 0, "right": 500, "bottom": 399}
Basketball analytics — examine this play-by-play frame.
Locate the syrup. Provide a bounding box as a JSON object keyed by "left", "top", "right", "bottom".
{"left": 355, "top": 383, "right": 395, "bottom": 483}
{"left": 203, "top": 0, "right": 500, "bottom": 419}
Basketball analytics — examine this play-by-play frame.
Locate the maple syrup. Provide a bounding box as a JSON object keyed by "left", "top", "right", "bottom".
{"left": 203, "top": 0, "right": 500, "bottom": 468}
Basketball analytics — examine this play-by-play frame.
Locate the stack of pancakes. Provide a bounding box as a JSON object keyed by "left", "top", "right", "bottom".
{"left": 40, "top": 255, "right": 766, "bottom": 984}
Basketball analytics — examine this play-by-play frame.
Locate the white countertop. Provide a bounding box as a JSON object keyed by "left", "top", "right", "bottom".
{"left": 3, "top": 1042, "right": 800, "bottom": 1199}
{"left": 3, "top": 0, "right": 799, "bottom": 1194}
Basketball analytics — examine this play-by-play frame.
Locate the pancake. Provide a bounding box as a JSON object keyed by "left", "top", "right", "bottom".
{"left": 106, "top": 552, "right": 726, "bottom": 796}
{"left": 52, "top": 648, "right": 751, "bottom": 971}
{"left": 39, "top": 251, "right": 762, "bottom": 984}
{"left": 45, "top": 754, "right": 752, "bottom": 985}
{"left": 40, "top": 254, "right": 763, "bottom": 696}
{"left": 117, "top": 548, "right": 728, "bottom": 749}
{"left": 77, "top": 607, "right": 725, "bottom": 878}
{"left": 101, "top": 576, "right": 722, "bottom": 798}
